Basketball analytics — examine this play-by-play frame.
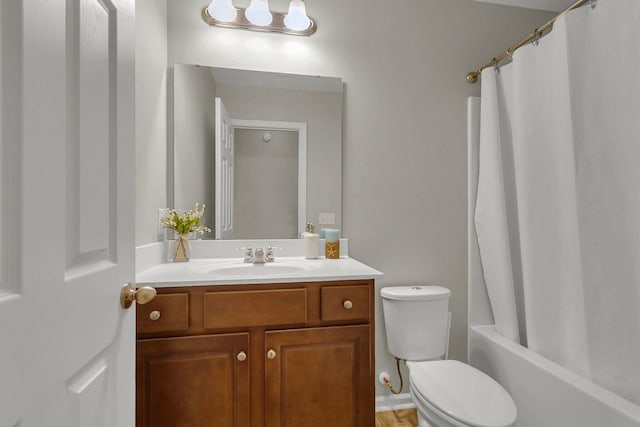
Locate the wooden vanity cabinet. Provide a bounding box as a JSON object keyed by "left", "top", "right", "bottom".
{"left": 264, "top": 325, "right": 371, "bottom": 427}
{"left": 136, "top": 280, "right": 375, "bottom": 427}
{"left": 136, "top": 333, "right": 250, "bottom": 427}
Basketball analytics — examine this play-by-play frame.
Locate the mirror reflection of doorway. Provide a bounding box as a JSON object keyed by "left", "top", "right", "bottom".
{"left": 173, "top": 65, "right": 341, "bottom": 240}
{"left": 215, "top": 97, "right": 308, "bottom": 240}
{"left": 234, "top": 128, "right": 299, "bottom": 239}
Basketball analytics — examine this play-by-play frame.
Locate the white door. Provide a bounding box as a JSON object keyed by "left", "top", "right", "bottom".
{"left": 0, "top": 0, "right": 136, "bottom": 426}
{"left": 215, "top": 97, "right": 235, "bottom": 239}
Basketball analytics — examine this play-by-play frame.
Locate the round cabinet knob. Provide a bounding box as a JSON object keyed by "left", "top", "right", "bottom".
{"left": 267, "top": 349, "right": 277, "bottom": 360}
{"left": 149, "top": 311, "right": 161, "bottom": 321}
{"left": 343, "top": 300, "right": 353, "bottom": 310}
{"left": 237, "top": 351, "right": 247, "bottom": 362}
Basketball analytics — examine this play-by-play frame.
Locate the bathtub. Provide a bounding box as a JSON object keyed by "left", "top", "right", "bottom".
{"left": 469, "top": 325, "right": 640, "bottom": 427}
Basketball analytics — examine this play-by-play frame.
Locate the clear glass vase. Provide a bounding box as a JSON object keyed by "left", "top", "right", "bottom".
{"left": 173, "top": 233, "right": 190, "bottom": 262}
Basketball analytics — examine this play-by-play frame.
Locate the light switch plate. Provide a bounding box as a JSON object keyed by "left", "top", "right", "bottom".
{"left": 318, "top": 213, "right": 335, "bottom": 225}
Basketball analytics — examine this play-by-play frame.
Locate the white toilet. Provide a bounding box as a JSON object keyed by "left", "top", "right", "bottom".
{"left": 381, "top": 286, "right": 517, "bottom": 427}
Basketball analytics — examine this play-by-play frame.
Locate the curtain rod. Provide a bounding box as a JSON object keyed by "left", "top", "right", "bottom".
{"left": 466, "top": 0, "right": 593, "bottom": 83}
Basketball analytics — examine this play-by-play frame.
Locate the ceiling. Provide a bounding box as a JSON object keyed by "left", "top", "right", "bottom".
{"left": 472, "top": 0, "right": 575, "bottom": 12}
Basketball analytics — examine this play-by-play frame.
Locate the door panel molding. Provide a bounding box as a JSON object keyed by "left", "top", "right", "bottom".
{"left": 65, "top": 0, "right": 118, "bottom": 277}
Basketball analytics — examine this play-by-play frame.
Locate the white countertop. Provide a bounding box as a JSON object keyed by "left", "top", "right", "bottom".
{"left": 136, "top": 256, "right": 383, "bottom": 287}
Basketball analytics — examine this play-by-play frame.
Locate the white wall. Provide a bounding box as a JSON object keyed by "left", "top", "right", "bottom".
{"left": 134, "top": 0, "right": 556, "bottom": 397}
{"left": 136, "top": 0, "right": 167, "bottom": 244}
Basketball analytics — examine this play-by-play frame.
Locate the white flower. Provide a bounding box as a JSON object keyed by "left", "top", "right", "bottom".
{"left": 160, "top": 203, "right": 212, "bottom": 235}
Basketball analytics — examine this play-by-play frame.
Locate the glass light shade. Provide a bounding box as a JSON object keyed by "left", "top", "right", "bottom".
{"left": 207, "top": 0, "right": 237, "bottom": 22}
{"left": 284, "top": 0, "right": 311, "bottom": 31}
{"left": 245, "top": 0, "right": 273, "bottom": 26}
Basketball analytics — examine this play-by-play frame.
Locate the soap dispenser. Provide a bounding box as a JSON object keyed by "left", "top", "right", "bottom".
{"left": 302, "top": 222, "right": 320, "bottom": 259}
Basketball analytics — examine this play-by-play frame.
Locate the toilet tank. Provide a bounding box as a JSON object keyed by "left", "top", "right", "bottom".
{"left": 381, "top": 286, "right": 450, "bottom": 361}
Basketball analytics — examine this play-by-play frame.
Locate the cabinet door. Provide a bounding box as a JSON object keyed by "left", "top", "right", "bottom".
{"left": 137, "top": 333, "right": 250, "bottom": 427}
{"left": 264, "top": 325, "right": 373, "bottom": 427}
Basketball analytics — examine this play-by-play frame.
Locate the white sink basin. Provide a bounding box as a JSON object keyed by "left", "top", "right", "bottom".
{"left": 193, "top": 260, "right": 322, "bottom": 277}
{"left": 135, "top": 254, "right": 384, "bottom": 286}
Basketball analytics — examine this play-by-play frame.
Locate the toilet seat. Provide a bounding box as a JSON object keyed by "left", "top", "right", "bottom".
{"left": 407, "top": 360, "right": 517, "bottom": 427}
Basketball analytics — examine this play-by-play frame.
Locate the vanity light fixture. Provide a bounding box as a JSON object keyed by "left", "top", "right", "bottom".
{"left": 206, "top": 0, "right": 237, "bottom": 22}
{"left": 283, "top": 0, "right": 310, "bottom": 31}
{"left": 245, "top": 0, "right": 273, "bottom": 26}
{"left": 202, "top": 0, "right": 316, "bottom": 36}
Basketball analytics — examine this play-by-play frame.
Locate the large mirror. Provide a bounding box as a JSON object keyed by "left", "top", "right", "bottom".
{"left": 171, "top": 65, "right": 343, "bottom": 240}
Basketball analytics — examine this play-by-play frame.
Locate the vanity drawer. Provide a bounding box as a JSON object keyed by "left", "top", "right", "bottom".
{"left": 320, "top": 285, "right": 371, "bottom": 322}
{"left": 204, "top": 289, "right": 308, "bottom": 329}
{"left": 137, "top": 292, "right": 190, "bottom": 334}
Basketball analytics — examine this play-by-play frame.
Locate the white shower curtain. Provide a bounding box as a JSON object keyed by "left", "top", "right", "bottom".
{"left": 475, "top": 0, "right": 640, "bottom": 405}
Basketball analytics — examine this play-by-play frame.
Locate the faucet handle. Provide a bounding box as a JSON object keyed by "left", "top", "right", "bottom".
{"left": 265, "top": 246, "right": 280, "bottom": 262}
{"left": 239, "top": 246, "right": 253, "bottom": 263}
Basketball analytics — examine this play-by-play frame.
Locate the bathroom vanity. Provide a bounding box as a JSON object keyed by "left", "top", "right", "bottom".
{"left": 135, "top": 256, "right": 381, "bottom": 427}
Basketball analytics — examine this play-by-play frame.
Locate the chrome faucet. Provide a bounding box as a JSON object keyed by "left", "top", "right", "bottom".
{"left": 253, "top": 248, "right": 266, "bottom": 264}
{"left": 242, "top": 246, "right": 279, "bottom": 263}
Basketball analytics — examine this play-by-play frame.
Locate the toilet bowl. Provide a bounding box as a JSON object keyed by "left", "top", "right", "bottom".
{"left": 381, "top": 286, "right": 517, "bottom": 427}
{"left": 407, "top": 360, "right": 517, "bottom": 427}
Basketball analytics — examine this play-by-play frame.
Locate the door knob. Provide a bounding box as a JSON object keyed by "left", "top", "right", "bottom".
{"left": 120, "top": 283, "right": 157, "bottom": 309}
{"left": 267, "top": 349, "right": 277, "bottom": 360}
{"left": 237, "top": 351, "right": 247, "bottom": 362}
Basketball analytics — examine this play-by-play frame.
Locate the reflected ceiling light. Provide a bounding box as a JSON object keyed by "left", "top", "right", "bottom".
{"left": 284, "top": 0, "right": 310, "bottom": 31}
{"left": 245, "top": 0, "right": 273, "bottom": 26}
{"left": 202, "top": 0, "right": 316, "bottom": 36}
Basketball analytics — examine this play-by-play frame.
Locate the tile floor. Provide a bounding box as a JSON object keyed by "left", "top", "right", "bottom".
{"left": 375, "top": 408, "right": 419, "bottom": 427}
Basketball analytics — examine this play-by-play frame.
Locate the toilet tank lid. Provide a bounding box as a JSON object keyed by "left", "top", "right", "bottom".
{"left": 381, "top": 286, "right": 450, "bottom": 301}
